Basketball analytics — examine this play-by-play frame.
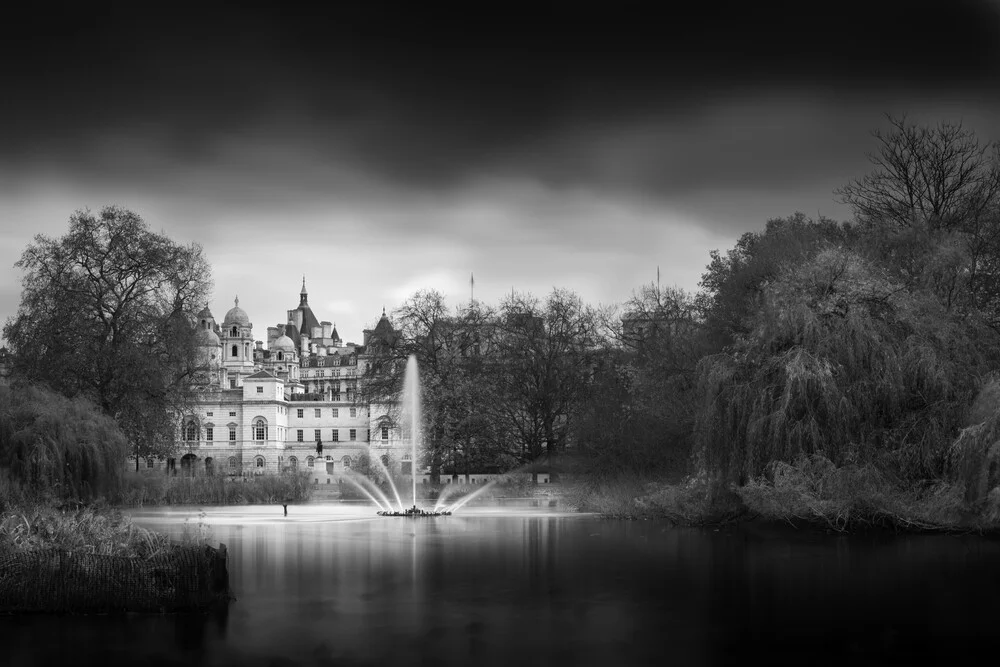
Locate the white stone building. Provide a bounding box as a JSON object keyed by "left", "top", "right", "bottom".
{"left": 132, "top": 280, "right": 407, "bottom": 483}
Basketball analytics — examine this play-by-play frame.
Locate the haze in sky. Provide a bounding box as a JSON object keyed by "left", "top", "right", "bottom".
{"left": 3, "top": 2, "right": 1000, "bottom": 341}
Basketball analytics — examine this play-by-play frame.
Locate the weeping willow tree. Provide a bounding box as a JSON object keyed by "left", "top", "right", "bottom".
{"left": 695, "top": 248, "right": 992, "bottom": 484}
{"left": 0, "top": 384, "right": 129, "bottom": 500}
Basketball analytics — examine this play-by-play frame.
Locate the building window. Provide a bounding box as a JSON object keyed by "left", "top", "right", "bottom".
{"left": 320, "top": 370, "right": 326, "bottom": 377}
{"left": 256, "top": 386, "right": 263, "bottom": 393}
{"left": 231, "top": 345, "right": 238, "bottom": 357}
{"left": 318, "top": 359, "right": 325, "bottom": 367}
{"left": 206, "top": 412, "right": 214, "bottom": 417}
{"left": 229, "top": 426, "right": 237, "bottom": 441}
{"left": 314, "top": 429, "right": 321, "bottom": 442}
{"left": 229, "top": 411, "right": 237, "bottom": 417}
{"left": 307, "top": 456, "right": 315, "bottom": 468}
{"left": 228, "top": 457, "right": 237, "bottom": 470}
{"left": 297, "top": 409, "right": 304, "bottom": 419}
{"left": 297, "top": 429, "right": 304, "bottom": 442}
{"left": 332, "top": 408, "right": 338, "bottom": 418}
{"left": 349, "top": 429, "right": 356, "bottom": 441}
{"left": 381, "top": 426, "right": 389, "bottom": 440}
{"left": 184, "top": 421, "right": 198, "bottom": 441}
{"left": 229, "top": 378, "right": 237, "bottom": 389}
{"left": 288, "top": 456, "right": 298, "bottom": 471}
{"left": 332, "top": 430, "right": 339, "bottom": 442}
{"left": 255, "top": 456, "right": 265, "bottom": 468}
{"left": 205, "top": 457, "right": 214, "bottom": 475}
{"left": 206, "top": 427, "right": 214, "bottom": 441}
{"left": 332, "top": 392, "right": 340, "bottom": 401}
{"left": 314, "top": 408, "right": 321, "bottom": 418}
{"left": 342, "top": 455, "right": 352, "bottom": 468}
{"left": 350, "top": 408, "right": 357, "bottom": 418}
{"left": 146, "top": 458, "right": 154, "bottom": 469}
{"left": 254, "top": 418, "right": 267, "bottom": 441}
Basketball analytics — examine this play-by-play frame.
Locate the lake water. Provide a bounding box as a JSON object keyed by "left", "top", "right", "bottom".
{"left": 2, "top": 501, "right": 1000, "bottom": 666}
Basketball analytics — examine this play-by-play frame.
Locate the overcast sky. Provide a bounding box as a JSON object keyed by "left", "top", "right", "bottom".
{"left": 3, "top": 2, "right": 1000, "bottom": 343}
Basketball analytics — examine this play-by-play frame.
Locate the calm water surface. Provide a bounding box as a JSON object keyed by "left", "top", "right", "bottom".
{"left": 2, "top": 502, "right": 1000, "bottom": 666}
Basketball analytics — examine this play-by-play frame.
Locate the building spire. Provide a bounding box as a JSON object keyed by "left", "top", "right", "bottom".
{"left": 301, "top": 275, "right": 307, "bottom": 295}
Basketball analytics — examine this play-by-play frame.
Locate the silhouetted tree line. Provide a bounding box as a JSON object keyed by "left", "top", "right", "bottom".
{"left": 365, "top": 117, "right": 1000, "bottom": 491}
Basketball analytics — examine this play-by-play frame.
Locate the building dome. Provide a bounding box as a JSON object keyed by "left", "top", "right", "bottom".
{"left": 223, "top": 296, "right": 251, "bottom": 327}
{"left": 272, "top": 334, "right": 295, "bottom": 352}
{"left": 197, "top": 327, "right": 220, "bottom": 346}
{"left": 197, "top": 305, "right": 214, "bottom": 320}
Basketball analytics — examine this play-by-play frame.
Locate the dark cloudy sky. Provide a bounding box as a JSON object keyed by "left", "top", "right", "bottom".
{"left": 3, "top": 2, "right": 1000, "bottom": 342}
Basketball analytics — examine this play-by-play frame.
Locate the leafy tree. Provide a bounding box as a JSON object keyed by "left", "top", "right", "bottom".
{"left": 698, "top": 212, "right": 856, "bottom": 348}
{"left": 3, "top": 206, "right": 213, "bottom": 469}
{"left": 0, "top": 383, "right": 129, "bottom": 500}
{"left": 695, "top": 248, "right": 993, "bottom": 484}
{"left": 575, "top": 284, "right": 708, "bottom": 478}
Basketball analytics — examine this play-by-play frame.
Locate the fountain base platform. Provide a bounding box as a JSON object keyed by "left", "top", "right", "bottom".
{"left": 377, "top": 506, "right": 452, "bottom": 517}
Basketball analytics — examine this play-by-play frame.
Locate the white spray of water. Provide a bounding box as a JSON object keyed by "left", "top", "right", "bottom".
{"left": 401, "top": 355, "right": 421, "bottom": 508}
{"left": 365, "top": 444, "right": 404, "bottom": 512}
{"left": 342, "top": 472, "right": 393, "bottom": 512}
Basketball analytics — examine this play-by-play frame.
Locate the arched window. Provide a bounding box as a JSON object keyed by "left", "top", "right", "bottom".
{"left": 231, "top": 326, "right": 238, "bottom": 337}
{"left": 255, "top": 456, "right": 265, "bottom": 468}
{"left": 231, "top": 344, "right": 238, "bottom": 357}
{"left": 307, "top": 456, "right": 315, "bottom": 468}
{"left": 342, "top": 455, "right": 352, "bottom": 469}
{"left": 205, "top": 457, "right": 214, "bottom": 475}
{"left": 277, "top": 351, "right": 283, "bottom": 361}
{"left": 184, "top": 421, "right": 198, "bottom": 441}
{"left": 288, "top": 456, "right": 298, "bottom": 471}
{"left": 380, "top": 454, "right": 389, "bottom": 467}
{"left": 228, "top": 457, "right": 237, "bottom": 470}
{"left": 253, "top": 418, "right": 267, "bottom": 441}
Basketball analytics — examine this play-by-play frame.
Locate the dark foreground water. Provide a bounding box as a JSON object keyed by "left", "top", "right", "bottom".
{"left": 2, "top": 502, "right": 1000, "bottom": 666}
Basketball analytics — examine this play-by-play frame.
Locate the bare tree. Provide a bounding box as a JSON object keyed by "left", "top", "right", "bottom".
{"left": 835, "top": 115, "right": 1000, "bottom": 231}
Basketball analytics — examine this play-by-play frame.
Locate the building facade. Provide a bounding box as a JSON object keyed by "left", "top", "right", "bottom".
{"left": 132, "top": 281, "right": 408, "bottom": 482}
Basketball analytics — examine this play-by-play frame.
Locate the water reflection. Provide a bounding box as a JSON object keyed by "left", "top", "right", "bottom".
{"left": 2, "top": 506, "right": 999, "bottom": 666}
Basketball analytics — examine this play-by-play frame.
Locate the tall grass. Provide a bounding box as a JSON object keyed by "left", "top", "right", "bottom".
{"left": 0, "top": 503, "right": 174, "bottom": 557}
{"left": 114, "top": 472, "right": 314, "bottom": 507}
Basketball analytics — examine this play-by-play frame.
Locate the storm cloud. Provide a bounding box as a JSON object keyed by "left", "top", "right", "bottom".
{"left": 3, "top": 2, "right": 1000, "bottom": 339}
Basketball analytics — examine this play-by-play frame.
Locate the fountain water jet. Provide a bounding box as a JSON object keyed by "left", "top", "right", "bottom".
{"left": 401, "top": 355, "right": 420, "bottom": 508}
{"left": 446, "top": 478, "right": 503, "bottom": 513}
{"left": 378, "top": 355, "right": 451, "bottom": 517}
{"left": 342, "top": 473, "right": 393, "bottom": 512}
{"left": 364, "top": 444, "right": 405, "bottom": 512}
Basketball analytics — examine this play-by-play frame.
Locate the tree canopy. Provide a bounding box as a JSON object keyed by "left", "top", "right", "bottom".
{"left": 3, "top": 206, "right": 213, "bottom": 466}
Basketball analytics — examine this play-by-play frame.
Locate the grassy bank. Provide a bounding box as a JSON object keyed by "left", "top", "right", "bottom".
{"left": 570, "top": 454, "right": 1000, "bottom": 533}
{"left": 114, "top": 472, "right": 314, "bottom": 507}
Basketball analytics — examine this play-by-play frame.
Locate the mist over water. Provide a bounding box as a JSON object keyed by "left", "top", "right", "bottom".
{"left": 3, "top": 505, "right": 999, "bottom": 666}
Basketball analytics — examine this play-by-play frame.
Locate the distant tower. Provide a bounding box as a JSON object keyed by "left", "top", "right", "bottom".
{"left": 221, "top": 296, "right": 255, "bottom": 388}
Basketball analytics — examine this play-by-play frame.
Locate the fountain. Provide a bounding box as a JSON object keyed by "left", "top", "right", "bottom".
{"left": 378, "top": 355, "right": 451, "bottom": 517}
